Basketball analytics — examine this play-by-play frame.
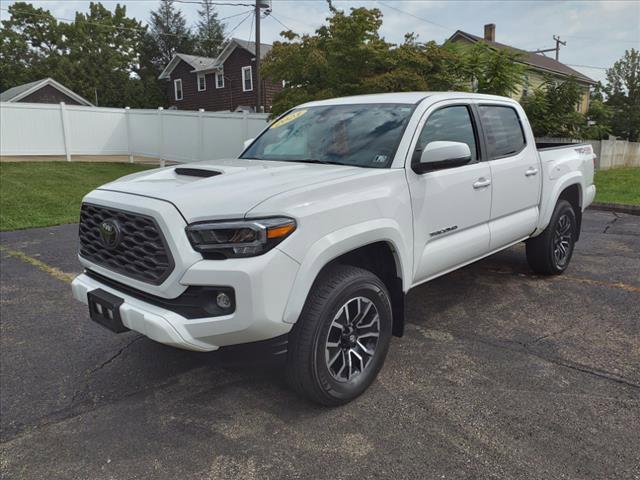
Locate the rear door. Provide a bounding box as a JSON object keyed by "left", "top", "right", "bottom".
{"left": 407, "top": 101, "right": 492, "bottom": 284}
{"left": 476, "top": 103, "right": 542, "bottom": 250}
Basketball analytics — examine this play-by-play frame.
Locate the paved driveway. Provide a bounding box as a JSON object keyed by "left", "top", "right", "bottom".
{"left": 1, "top": 210, "right": 638, "bottom": 480}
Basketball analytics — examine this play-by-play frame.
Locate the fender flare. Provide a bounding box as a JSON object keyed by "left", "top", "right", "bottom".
{"left": 281, "top": 219, "right": 411, "bottom": 324}
{"left": 534, "top": 173, "right": 584, "bottom": 236}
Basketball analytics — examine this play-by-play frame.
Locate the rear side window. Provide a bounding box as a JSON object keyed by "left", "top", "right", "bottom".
{"left": 478, "top": 106, "right": 526, "bottom": 158}
{"left": 416, "top": 105, "right": 478, "bottom": 161}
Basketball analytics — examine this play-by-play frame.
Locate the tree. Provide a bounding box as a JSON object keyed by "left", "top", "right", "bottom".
{"left": 262, "top": 2, "right": 525, "bottom": 116}
{"left": 521, "top": 77, "right": 586, "bottom": 138}
{"left": 605, "top": 48, "right": 640, "bottom": 141}
{"left": 64, "top": 2, "right": 151, "bottom": 107}
{"left": 146, "top": 0, "right": 194, "bottom": 72}
{"left": 0, "top": 2, "right": 67, "bottom": 91}
{"left": 457, "top": 41, "right": 525, "bottom": 97}
{"left": 0, "top": 2, "right": 164, "bottom": 108}
{"left": 195, "top": 0, "right": 225, "bottom": 57}
{"left": 581, "top": 85, "right": 612, "bottom": 140}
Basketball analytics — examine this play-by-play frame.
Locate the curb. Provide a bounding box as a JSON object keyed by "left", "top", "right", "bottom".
{"left": 588, "top": 202, "right": 640, "bottom": 216}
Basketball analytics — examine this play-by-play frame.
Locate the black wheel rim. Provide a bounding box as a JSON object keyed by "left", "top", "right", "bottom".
{"left": 553, "top": 213, "right": 573, "bottom": 268}
{"left": 324, "top": 296, "right": 380, "bottom": 383}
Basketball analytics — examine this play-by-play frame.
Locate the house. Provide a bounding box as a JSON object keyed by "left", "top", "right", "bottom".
{"left": 159, "top": 38, "right": 282, "bottom": 112}
{"left": 0, "top": 78, "right": 94, "bottom": 106}
{"left": 448, "top": 24, "right": 596, "bottom": 112}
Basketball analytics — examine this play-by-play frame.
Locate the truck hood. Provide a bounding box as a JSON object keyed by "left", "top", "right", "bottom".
{"left": 98, "top": 158, "right": 364, "bottom": 222}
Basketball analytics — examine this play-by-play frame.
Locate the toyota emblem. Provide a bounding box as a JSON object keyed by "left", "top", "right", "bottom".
{"left": 99, "top": 219, "right": 121, "bottom": 249}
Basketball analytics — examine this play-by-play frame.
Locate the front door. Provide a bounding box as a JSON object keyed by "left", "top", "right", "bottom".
{"left": 477, "top": 104, "right": 542, "bottom": 249}
{"left": 407, "top": 103, "right": 492, "bottom": 284}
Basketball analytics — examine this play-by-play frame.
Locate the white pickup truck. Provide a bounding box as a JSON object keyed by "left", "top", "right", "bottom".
{"left": 72, "top": 92, "right": 596, "bottom": 405}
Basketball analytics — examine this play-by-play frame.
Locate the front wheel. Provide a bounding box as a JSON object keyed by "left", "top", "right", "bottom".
{"left": 526, "top": 199, "right": 577, "bottom": 275}
{"left": 286, "top": 265, "right": 393, "bottom": 405}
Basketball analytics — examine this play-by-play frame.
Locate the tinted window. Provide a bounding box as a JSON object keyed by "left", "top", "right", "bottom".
{"left": 416, "top": 106, "right": 478, "bottom": 161}
{"left": 241, "top": 104, "right": 415, "bottom": 168}
{"left": 478, "top": 106, "right": 526, "bottom": 158}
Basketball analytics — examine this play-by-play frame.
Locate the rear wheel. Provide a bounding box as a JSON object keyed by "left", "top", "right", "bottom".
{"left": 526, "top": 199, "right": 577, "bottom": 275}
{"left": 286, "top": 265, "right": 392, "bottom": 405}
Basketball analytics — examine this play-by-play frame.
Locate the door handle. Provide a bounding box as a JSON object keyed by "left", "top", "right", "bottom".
{"left": 525, "top": 167, "right": 539, "bottom": 177}
{"left": 473, "top": 178, "right": 491, "bottom": 189}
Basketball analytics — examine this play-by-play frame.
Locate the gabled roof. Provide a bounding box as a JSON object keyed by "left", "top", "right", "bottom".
{"left": 449, "top": 30, "right": 595, "bottom": 85}
{"left": 158, "top": 38, "right": 273, "bottom": 80}
{"left": 0, "top": 77, "right": 94, "bottom": 105}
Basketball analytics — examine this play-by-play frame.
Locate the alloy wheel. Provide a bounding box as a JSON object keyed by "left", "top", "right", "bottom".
{"left": 553, "top": 213, "right": 573, "bottom": 268}
{"left": 324, "top": 296, "right": 380, "bottom": 382}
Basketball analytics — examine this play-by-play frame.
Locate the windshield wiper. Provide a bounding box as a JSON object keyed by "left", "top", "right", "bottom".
{"left": 295, "top": 159, "right": 347, "bottom": 166}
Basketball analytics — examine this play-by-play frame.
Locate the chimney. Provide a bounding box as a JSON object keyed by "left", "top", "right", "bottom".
{"left": 484, "top": 23, "right": 496, "bottom": 42}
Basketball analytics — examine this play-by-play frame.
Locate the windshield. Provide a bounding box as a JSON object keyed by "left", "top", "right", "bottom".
{"left": 240, "top": 103, "right": 415, "bottom": 168}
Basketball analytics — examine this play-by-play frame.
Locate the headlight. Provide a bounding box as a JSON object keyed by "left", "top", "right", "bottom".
{"left": 185, "top": 217, "right": 296, "bottom": 258}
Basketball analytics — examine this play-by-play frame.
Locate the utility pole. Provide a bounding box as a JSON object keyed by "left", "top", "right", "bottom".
{"left": 529, "top": 35, "right": 567, "bottom": 61}
{"left": 255, "top": 0, "right": 261, "bottom": 113}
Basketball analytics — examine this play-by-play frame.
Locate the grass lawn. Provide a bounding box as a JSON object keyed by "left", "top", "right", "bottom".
{"left": 0, "top": 162, "right": 154, "bottom": 231}
{"left": 594, "top": 167, "right": 640, "bottom": 206}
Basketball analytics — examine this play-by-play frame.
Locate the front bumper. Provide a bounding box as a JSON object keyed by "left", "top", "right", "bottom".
{"left": 72, "top": 248, "right": 300, "bottom": 351}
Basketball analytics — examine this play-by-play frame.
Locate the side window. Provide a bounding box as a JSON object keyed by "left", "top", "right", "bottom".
{"left": 242, "top": 66, "right": 253, "bottom": 92}
{"left": 416, "top": 106, "right": 478, "bottom": 162}
{"left": 478, "top": 105, "right": 526, "bottom": 158}
{"left": 174, "top": 79, "right": 183, "bottom": 101}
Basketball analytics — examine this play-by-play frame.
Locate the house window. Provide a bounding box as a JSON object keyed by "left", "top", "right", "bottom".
{"left": 215, "top": 71, "right": 224, "bottom": 89}
{"left": 242, "top": 66, "right": 253, "bottom": 92}
{"left": 174, "top": 79, "right": 183, "bottom": 101}
{"left": 197, "top": 73, "right": 206, "bottom": 92}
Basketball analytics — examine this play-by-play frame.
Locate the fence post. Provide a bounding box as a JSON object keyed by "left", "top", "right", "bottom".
{"left": 242, "top": 110, "right": 249, "bottom": 140}
{"left": 158, "top": 107, "right": 165, "bottom": 168}
{"left": 125, "top": 107, "right": 133, "bottom": 163}
{"left": 198, "top": 108, "right": 205, "bottom": 161}
{"left": 59, "top": 102, "right": 71, "bottom": 161}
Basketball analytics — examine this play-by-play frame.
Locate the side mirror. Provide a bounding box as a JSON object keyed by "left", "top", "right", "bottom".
{"left": 243, "top": 138, "right": 255, "bottom": 150}
{"left": 413, "top": 141, "right": 472, "bottom": 173}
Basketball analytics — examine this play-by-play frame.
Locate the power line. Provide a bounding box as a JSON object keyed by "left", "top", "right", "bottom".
{"left": 219, "top": 10, "right": 253, "bottom": 44}
{"left": 0, "top": 6, "right": 252, "bottom": 40}
{"left": 376, "top": 1, "right": 451, "bottom": 32}
{"left": 174, "top": 1, "right": 255, "bottom": 6}
{"left": 268, "top": 13, "right": 292, "bottom": 32}
{"left": 563, "top": 34, "right": 639, "bottom": 45}
{"left": 566, "top": 63, "right": 608, "bottom": 71}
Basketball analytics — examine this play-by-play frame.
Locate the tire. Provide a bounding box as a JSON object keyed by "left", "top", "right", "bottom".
{"left": 286, "top": 264, "right": 393, "bottom": 406}
{"left": 526, "top": 199, "right": 577, "bottom": 275}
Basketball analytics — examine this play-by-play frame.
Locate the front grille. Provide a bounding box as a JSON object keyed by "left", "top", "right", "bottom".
{"left": 79, "top": 203, "right": 174, "bottom": 285}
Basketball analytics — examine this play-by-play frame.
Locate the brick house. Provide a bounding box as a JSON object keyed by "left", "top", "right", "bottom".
{"left": 158, "top": 38, "right": 282, "bottom": 112}
{"left": 448, "top": 24, "right": 596, "bottom": 112}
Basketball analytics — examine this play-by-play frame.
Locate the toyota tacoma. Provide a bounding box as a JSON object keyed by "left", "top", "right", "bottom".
{"left": 72, "top": 92, "right": 596, "bottom": 405}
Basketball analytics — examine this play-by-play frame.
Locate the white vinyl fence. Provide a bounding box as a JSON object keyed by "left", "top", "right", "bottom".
{"left": 536, "top": 136, "right": 640, "bottom": 170}
{"left": 0, "top": 102, "right": 269, "bottom": 164}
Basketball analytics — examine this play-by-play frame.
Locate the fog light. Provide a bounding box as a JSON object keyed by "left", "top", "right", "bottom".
{"left": 216, "top": 292, "right": 232, "bottom": 309}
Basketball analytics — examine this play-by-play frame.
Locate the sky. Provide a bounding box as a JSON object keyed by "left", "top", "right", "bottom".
{"left": 1, "top": 0, "right": 639, "bottom": 84}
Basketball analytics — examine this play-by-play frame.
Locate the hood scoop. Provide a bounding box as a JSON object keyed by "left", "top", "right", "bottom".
{"left": 174, "top": 167, "right": 222, "bottom": 178}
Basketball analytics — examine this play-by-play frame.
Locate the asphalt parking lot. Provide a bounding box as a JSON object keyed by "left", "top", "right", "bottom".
{"left": 1, "top": 209, "right": 638, "bottom": 480}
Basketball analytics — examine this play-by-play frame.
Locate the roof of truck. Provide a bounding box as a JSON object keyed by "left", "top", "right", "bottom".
{"left": 299, "top": 92, "right": 517, "bottom": 107}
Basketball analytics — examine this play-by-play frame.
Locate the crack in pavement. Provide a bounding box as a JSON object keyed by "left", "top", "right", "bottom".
{"left": 461, "top": 334, "right": 640, "bottom": 391}
{"left": 88, "top": 335, "right": 144, "bottom": 375}
{"left": 528, "top": 326, "right": 575, "bottom": 346}
{"left": 602, "top": 212, "right": 621, "bottom": 234}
